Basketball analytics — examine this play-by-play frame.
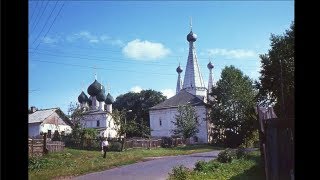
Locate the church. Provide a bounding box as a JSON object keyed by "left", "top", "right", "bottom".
{"left": 77, "top": 77, "right": 118, "bottom": 138}
{"left": 149, "top": 22, "right": 215, "bottom": 143}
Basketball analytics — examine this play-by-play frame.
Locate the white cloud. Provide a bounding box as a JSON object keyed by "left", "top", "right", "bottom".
{"left": 130, "top": 86, "right": 143, "bottom": 93}
{"left": 122, "top": 39, "right": 171, "bottom": 60}
{"left": 205, "top": 48, "right": 257, "bottom": 59}
{"left": 161, "top": 89, "right": 175, "bottom": 98}
{"left": 42, "top": 36, "right": 58, "bottom": 44}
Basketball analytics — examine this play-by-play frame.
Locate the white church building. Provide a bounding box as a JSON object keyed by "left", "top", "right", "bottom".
{"left": 150, "top": 22, "right": 215, "bottom": 143}
{"left": 77, "top": 78, "right": 118, "bottom": 138}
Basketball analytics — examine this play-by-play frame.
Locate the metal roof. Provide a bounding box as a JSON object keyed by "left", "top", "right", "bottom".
{"left": 28, "top": 108, "right": 57, "bottom": 123}
{"left": 150, "top": 90, "right": 205, "bottom": 110}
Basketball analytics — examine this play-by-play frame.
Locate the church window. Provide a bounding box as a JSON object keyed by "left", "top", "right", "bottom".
{"left": 159, "top": 119, "right": 162, "bottom": 126}
{"left": 97, "top": 120, "right": 100, "bottom": 127}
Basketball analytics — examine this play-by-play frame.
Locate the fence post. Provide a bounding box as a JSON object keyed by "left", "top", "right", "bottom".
{"left": 43, "top": 133, "right": 47, "bottom": 154}
{"left": 31, "top": 139, "right": 34, "bottom": 156}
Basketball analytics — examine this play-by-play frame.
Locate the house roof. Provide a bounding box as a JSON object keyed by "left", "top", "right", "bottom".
{"left": 28, "top": 108, "right": 58, "bottom": 123}
{"left": 150, "top": 89, "right": 206, "bottom": 110}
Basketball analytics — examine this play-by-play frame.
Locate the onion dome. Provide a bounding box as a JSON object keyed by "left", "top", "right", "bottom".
{"left": 78, "top": 91, "right": 88, "bottom": 103}
{"left": 105, "top": 93, "right": 114, "bottom": 104}
{"left": 96, "top": 92, "right": 106, "bottom": 102}
{"left": 88, "top": 98, "right": 92, "bottom": 106}
{"left": 176, "top": 65, "right": 183, "bottom": 73}
{"left": 207, "top": 61, "right": 214, "bottom": 69}
{"left": 187, "top": 31, "right": 197, "bottom": 42}
{"left": 87, "top": 80, "right": 103, "bottom": 96}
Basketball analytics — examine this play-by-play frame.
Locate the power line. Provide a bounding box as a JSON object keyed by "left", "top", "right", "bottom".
{"left": 33, "top": 2, "right": 66, "bottom": 51}
{"left": 30, "top": 0, "right": 50, "bottom": 36}
{"left": 29, "top": 0, "right": 44, "bottom": 31}
{"left": 29, "top": 0, "right": 40, "bottom": 25}
{"left": 31, "top": 1, "right": 59, "bottom": 47}
{"left": 31, "top": 59, "right": 177, "bottom": 76}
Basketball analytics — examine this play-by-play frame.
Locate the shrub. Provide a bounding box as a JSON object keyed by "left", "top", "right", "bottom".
{"left": 241, "top": 130, "right": 260, "bottom": 148}
{"left": 169, "top": 165, "right": 189, "bottom": 180}
{"left": 217, "top": 148, "right": 236, "bottom": 163}
{"left": 236, "top": 148, "right": 247, "bottom": 159}
{"left": 194, "top": 160, "right": 221, "bottom": 172}
{"left": 109, "top": 141, "right": 122, "bottom": 152}
{"left": 52, "top": 130, "right": 61, "bottom": 141}
{"left": 161, "top": 137, "right": 173, "bottom": 148}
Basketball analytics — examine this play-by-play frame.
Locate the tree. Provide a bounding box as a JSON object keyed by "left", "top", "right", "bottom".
{"left": 113, "top": 89, "right": 166, "bottom": 137}
{"left": 257, "top": 22, "right": 294, "bottom": 122}
{"left": 209, "top": 66, "right": 257, "bottom": 147}
{"left": 172, "top": 104, "right": 200, "bottom": 140}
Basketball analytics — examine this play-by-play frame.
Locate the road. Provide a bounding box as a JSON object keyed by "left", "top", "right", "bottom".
{"left": 73, "top": 150, "right": 221, "bottom": 180}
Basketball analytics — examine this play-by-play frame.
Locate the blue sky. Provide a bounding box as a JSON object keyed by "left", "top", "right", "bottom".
{"left": 28, "top": 1, "right": 294, "bottom": 114}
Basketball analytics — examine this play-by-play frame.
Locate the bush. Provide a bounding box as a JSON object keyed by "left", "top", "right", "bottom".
{"left": 52, "top": 130, "right": 61, "bottom": 141}
{"left": 161, "top": 137, "right": 173, "bottom": 148}
{"left": 109, "top": 142, "right": 122, "bottom": 152}
{"left": 169, "top": 165, "right": 189, "bottom": 180}
{"left": 236, "top": 148, "right": 247, "bottom": 159}
{"left": 241, "top": 130, "right": 260, "bottom": 148}
{"left": 194, "top": 160, "right": 221, "bottom": 172}
{"left": 217, "top": 148, "right": 236, "bottom": 163}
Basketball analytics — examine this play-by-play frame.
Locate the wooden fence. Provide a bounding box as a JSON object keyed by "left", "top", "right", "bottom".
{"left": 124, "top": 137, "right": 185, "bottom": 149}
{"left": 262, "top": 118, "right": 294, "bottom": 180}
{"left": 28, "top": 138, "right": 44, "bottom": 157}
{"left": 29, "top": 133, "right": 65, "bottom": 157}
{"left": 257, "top": 106, "right": 294, "bottom": 180}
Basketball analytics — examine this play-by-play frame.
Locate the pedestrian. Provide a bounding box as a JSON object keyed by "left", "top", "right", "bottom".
{"left": 101, "top": 137, "right": 109, "bottom": 158}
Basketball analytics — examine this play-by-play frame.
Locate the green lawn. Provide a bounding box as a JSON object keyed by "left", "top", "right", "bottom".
{"left": 29, "top": 144, "right": 221, "bottom": 180}
{"left": 169, "top": 151, "right": 265, "bottom": 180}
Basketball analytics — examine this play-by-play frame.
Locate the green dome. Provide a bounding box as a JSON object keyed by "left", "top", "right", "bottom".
{"left": 96, "top": 92, "right": 107, "bottom": 102}
{"left": 78, "top": 91, "right": 88, "bottom": 103}
{"left": 87, "top": 80, "right": 104, "bottom": 96}
{"left": 105, "top": 93, "right": 114, "bottom": 104}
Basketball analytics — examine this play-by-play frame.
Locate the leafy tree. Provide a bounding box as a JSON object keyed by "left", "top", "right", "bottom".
{"left": 209, "top": 66, "right": 257, "bottom": 147}
{"left": 113, "top": 89, "right": 166, "bottom": 137}
{"left": 257, "top": 22, "right": 294, "bottom": 121}
{"left": 172, "top": 104, "right": 200, "bottom": 140}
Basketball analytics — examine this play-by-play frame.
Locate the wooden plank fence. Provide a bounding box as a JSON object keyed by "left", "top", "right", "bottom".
{"left": 123, "top": 137, "right": 185, "bottom": 149}
{"left": 28, "top": 133, "right": 65, "bottom": 157}
{"left": 257, "top": 106, "right": 294, "bottom": 180}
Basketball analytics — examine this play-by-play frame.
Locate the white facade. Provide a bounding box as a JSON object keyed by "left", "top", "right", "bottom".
{"left": 81, "top": 111, "right": 118, "bottom": 138}
{"left": 28, "top": 108, "right": 72, "bottom": 138}
{"left": 150, "top": 106, "right": 208, "bottom": 143}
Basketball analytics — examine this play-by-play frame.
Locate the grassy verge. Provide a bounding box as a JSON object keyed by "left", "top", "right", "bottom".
{"left": 169, "top": 150, "right": 265, "bottom": 180}
{"left": 29, "top": 144, "right": 221, "bottom": 180}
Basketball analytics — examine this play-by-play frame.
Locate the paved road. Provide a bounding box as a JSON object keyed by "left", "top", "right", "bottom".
{"left": 73, "top": 150, "right": 221, "bottom": 180}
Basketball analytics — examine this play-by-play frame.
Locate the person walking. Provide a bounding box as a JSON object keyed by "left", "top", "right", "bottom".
{"left": 101, "top": 138, "right": 109, "bottom": 158}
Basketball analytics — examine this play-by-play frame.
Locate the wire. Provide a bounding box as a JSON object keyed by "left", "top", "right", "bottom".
{"left": 31, "top": 1, "right": 59, "bottom": 47}
{"left": 30, "top": 1, "right": 50, "bottom": 36}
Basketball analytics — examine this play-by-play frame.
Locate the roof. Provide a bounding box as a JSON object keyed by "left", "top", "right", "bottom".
{"left": 28, "top": 108, "right": 58, "bottom": 123}
{"left": 150, "top": 90, "right": 205, "bottom": 110}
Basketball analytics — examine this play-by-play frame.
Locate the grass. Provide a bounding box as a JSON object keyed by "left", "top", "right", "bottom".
{"left": 29, "top": 144, "right": 221, "bottom": 180}
{"left": 169, "top": 150, "right": 265, "bottom": 180}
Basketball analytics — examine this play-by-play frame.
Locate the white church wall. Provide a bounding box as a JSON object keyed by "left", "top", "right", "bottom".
{"left": 39, "top": 123, "right": 72, "bottom": 135}
{"left": 81, "top": 112, "right": 118, "bottom": 138}
{"left": 150, "top": 106, "right": 208, "bottom": 143}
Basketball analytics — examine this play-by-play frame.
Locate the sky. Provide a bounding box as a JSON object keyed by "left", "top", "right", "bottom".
{"left": 28, "top": 1, "right": 294, "bottom": 114}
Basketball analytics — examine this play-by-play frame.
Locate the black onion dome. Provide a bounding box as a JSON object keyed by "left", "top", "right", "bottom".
{"left": 176, "top": 66, "right": 183, "bottom": 73}
{"left": 96, "top": 92, "right": 106, "bottom": 102}
{"left": 88, "top": 98, "right": 92, "bottom": 106}
{"left": 187, "top": 31, "right": 197, "bottom": 42}
{"left": 105, "top": 93, "right": 114, "bottom": 104}
{"left": 78, "top": 91, "right": 88, "bottom": 103}
{"left": 207, "top": 62, "right": 214, "bottom": 69}
{"left": 87, "top": 80, "right": 103, "bottom": 96}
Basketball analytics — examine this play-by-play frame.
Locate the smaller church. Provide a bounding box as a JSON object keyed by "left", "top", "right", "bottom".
{"left": 150, "top": 21, "right": 215, "bottom": 143}
{"left": 77, "top": 77, "right": 118, "bottom": 138}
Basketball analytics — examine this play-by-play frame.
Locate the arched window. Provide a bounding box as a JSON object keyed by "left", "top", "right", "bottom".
{"left": 159, "top": 118, "right": 162, "bottom": 126}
